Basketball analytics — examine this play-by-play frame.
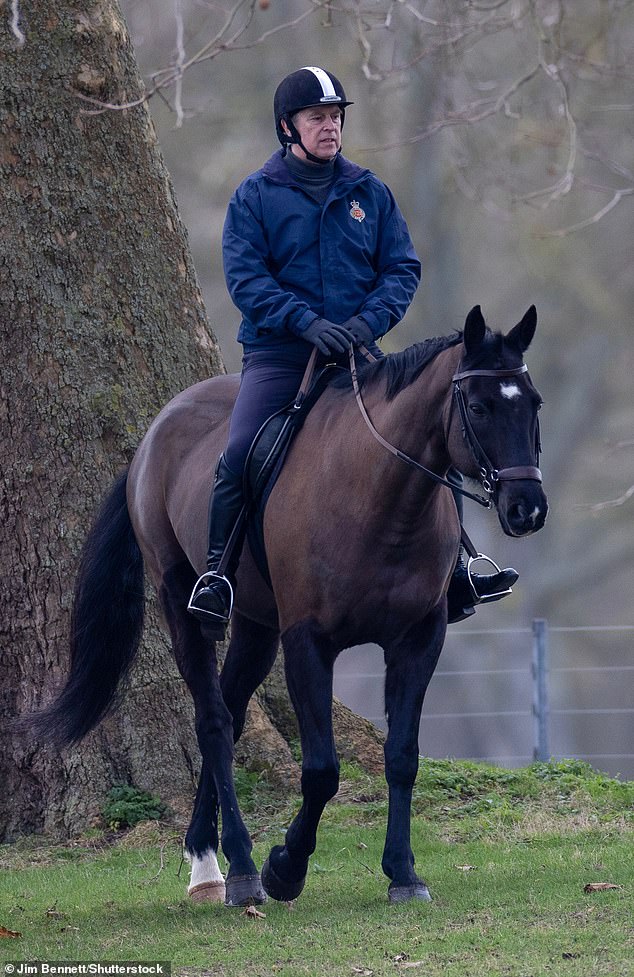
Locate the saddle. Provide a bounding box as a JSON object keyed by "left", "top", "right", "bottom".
{"left": 242, "top": 355, "right": 339, "bottom": 587}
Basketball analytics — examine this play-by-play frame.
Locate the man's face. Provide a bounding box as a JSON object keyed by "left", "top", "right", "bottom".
{"left": 285, "top": 106, "right": 343, "bottom": 161}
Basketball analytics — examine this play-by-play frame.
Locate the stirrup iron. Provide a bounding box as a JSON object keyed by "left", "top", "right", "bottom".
{"left": 466, "top": 554, "right": 514, "bottom": 604}
{"left": 187, "top": 570, "right": 234, "bottom": 622}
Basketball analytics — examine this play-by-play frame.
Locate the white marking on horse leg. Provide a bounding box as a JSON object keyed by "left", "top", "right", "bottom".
{"left": 500, "top": 382, "right": 522, "bottom": 400}
{"left": 186, "top": 848, "right": 224, "bottom": 891}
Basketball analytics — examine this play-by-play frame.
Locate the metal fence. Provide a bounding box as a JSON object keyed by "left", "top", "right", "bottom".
{"left": 332, "top": 621, "right": 634, "bottom": 780}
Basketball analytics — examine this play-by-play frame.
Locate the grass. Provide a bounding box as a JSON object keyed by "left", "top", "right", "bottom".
{"left": 0, "top": 759, "right": 632, "bottom": 977}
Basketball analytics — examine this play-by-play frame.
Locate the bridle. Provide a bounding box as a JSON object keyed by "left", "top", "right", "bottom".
{"left": 348, "top": 347, "right": 542, "bottom": 510}
{"left": 451, "top": 364, "right": 543, "bottom": 505}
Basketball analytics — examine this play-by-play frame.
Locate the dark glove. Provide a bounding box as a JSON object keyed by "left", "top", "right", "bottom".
{"left": 341, "top": 315, "right": 375, "bottom": 347}
{"left": 303, "top": 318, "right": 355, "bottom": 355}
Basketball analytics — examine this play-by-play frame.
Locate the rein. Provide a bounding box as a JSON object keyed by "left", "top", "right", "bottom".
{"left": 348, "top": 345, "right": 542, "bottom": 510}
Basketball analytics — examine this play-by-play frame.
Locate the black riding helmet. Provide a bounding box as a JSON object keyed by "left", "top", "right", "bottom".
{"left": 274, "top": 66, "right": 352, "bottom": 164}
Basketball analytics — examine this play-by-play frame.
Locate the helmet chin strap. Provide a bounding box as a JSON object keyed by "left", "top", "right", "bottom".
{"left": 283, "top": 116, "right": 338, "bottom": 166}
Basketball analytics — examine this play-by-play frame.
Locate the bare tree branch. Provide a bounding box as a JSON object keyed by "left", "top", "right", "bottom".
{"left": 173, "top": 0, "right": 186, "bottom": 128}
{"left": 10, "top": 0, "right": 25, "bottom": 46}
{"left": 540, "top": 186, "right": 633, "bottom": 237}
{"left": 578, "top": 483, "right": 634, "bottom": 512}
{"left": 364, "top": 66, "right": 540, "bottom": 150}
{"left": 580, "top": 147, "right": 634, "bottom": 184}
{"left": 71, "top": 1, "right": 321, "bottom": 115}
{"left": 82, "top": 0, "right": 632, "bottom": 240}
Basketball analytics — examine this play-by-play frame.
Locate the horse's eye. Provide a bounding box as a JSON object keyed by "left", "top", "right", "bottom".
{"left": 469, "top": 402, "right": 487, "bottom": 418}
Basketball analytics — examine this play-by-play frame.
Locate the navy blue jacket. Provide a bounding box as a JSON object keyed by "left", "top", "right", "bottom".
{"left": 222, "top": 150, "right": 421, "bottom": 350}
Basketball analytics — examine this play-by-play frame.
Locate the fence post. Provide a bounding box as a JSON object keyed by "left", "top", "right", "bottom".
{"left": 532, "top": 618, "right": 550, "bottom": 762}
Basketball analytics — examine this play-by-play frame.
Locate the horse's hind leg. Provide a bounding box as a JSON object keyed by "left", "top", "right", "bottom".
{"left": 159, "top": 560, "right": 265, "bottom": 907}
{"left": 382, "top": 607, "right": 446, "bottom": 904}
{"left": 261, "top": 619, "right": 339, "bottom": 902}
{"left": 220, "top": 611, "right": 279, "bottom": 744}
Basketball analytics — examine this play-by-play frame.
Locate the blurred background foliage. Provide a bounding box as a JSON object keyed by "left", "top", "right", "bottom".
{"left": 118, "top": 0, "right": 633, "bottom": 763}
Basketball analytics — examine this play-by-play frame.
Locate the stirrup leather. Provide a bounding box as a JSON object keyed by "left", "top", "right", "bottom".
{"left": 466, "top": 553, "right": 514, "bottom": 604}
{"left": 187, "top": 570, "right": 234, "bottom": 622}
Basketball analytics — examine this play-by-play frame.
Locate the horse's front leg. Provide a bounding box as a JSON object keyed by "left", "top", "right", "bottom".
{"left": 382, "top": 606, "right": 446, "bottom": 903}
{"left": 220, "top": 611, "right": 280, "bottom": 744}
{"left": 184, "top": 758, "right": 225, "bottom": 903}
{"left": 262, "top": 619, "right": 339, "bottom": 902}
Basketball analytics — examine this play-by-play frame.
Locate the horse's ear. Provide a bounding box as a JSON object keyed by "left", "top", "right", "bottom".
{"left": 507, "top": 305, "right": 537, "bottom": 353}
{"left": 463, "top": 305, "right": 486, "bottom": 355}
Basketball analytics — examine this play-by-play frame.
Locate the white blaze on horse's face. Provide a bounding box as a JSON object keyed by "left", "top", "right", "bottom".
{"left": 500, "top": 382, "right": 522, "bottom": 400}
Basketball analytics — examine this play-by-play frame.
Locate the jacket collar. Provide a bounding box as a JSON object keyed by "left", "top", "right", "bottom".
{"left": 261, "top": 149, "right": 370, "bottom": 187}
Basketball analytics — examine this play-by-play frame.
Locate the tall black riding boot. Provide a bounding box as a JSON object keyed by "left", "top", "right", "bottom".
{"left": 446, "top": 467, "right": 519, "bottom": 624}
{"left": 188, "top": 454, "right": 245, "bottom": 635}
{"left": 447, "top": 556, "right": 519, "bottom": 624}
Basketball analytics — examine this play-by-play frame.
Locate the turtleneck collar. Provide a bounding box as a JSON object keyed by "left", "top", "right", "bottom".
{"left": 282, "top": 150, "right": 336, "bottom": 204}
{"left": 283, "top": 150, "right": 336, "bottom": 183}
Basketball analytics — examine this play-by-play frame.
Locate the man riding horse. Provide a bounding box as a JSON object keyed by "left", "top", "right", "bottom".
{"left": 188, "top": 66, "right": 517, "bottom": 633}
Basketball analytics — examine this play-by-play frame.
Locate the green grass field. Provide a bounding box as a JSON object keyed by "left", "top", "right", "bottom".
{"left": 1, "top": 759, "right": 632, "bottom": 977}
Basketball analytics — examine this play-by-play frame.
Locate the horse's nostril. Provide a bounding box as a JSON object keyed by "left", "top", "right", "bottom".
{"left": 508, "top": 503, "right": 526, "bottom": 525}
{"left": 505, "top": 499, "right": 546, "bottom": 534}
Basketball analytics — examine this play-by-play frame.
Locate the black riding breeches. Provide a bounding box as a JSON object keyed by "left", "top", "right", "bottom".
{"left": 224, "top": 348, "right": 314, "bottom": 476}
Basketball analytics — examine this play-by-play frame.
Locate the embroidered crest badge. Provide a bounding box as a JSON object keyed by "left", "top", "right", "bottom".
{"left": 349, "top": 199, "right": 366, "bottom": 222}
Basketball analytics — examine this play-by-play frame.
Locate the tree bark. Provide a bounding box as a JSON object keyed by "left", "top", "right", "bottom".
{"left": 0, "top": 0, "right": 220, "bottom": 840}
{"left": 0, "top": 0, "right": 383, "bottom": 842}
{"left": 245, "top": 658, "right": 385, "bottom": 787}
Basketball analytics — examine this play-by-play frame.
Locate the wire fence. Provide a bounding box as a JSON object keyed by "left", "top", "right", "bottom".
{"left": 333, "top": 621, "right": 634, "bottom": 779}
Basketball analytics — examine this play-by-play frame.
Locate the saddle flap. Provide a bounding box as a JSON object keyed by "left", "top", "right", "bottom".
{"left": 245, "top": 409, "right": 297, "bottom": 504}
{"left": 244, "top": 364, "right": 339, "bottom": 586}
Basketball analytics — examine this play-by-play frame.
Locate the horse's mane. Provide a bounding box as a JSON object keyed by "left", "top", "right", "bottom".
{"left": 331, "top": 332, "right": 464, "bottom": 401}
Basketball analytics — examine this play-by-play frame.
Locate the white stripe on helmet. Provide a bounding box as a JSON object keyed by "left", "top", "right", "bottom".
{"left": 302, "top": 66, "right": 341, "bottom": 103}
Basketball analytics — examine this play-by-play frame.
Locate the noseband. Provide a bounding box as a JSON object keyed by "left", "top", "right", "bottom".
{"left": 452, "top": 364, "right": 543, "bottom": 504}
{"left": 349, "top": 347, "right": 542, "bottom": 510}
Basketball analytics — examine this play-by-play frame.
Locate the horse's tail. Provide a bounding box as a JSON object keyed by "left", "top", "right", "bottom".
{"left": 29, "top": 470, "right": 145, "bottom": 746}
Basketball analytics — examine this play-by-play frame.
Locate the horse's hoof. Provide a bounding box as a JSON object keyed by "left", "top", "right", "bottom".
{"left": 388, "top": 882, "right": 432, "bottom": 903}
{"left": 261, "top": 855, "right": 306, "bottom": 902}
{"left": 188, "top": 880, "right": 226, "bottom": 904}
{"left": 224, "top": 873, "right": 267, "bottom": 907}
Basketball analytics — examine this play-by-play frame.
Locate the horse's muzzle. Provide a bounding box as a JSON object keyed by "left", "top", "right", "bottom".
{"left": 497, "top": 480, "right": 548, "bottom": 537}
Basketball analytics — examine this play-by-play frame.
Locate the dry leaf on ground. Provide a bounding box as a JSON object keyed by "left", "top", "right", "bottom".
{"left": 45, "top": 906, "right": 65, "bottom": 919}
{"left": 242, "top": 905, "right": 266, "bottom": 919}
{"left": 584, "top": 882, "right": 622, "bottom": 893}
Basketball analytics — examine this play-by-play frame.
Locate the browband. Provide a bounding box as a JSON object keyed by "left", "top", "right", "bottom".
{"left": 452, "top": 364, "right": 528, "bottom": 381}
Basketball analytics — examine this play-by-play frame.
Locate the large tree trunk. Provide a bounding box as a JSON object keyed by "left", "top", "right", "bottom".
{"left": 0, "top": 0, "right": 222, "bottom": 840}
{"left": 0, "top": 0, "right": 382, "bottom": 842}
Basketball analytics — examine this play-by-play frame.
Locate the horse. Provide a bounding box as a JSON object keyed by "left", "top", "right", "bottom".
{"left": 30, "top": 305, "right": 547, "bottom": 906}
